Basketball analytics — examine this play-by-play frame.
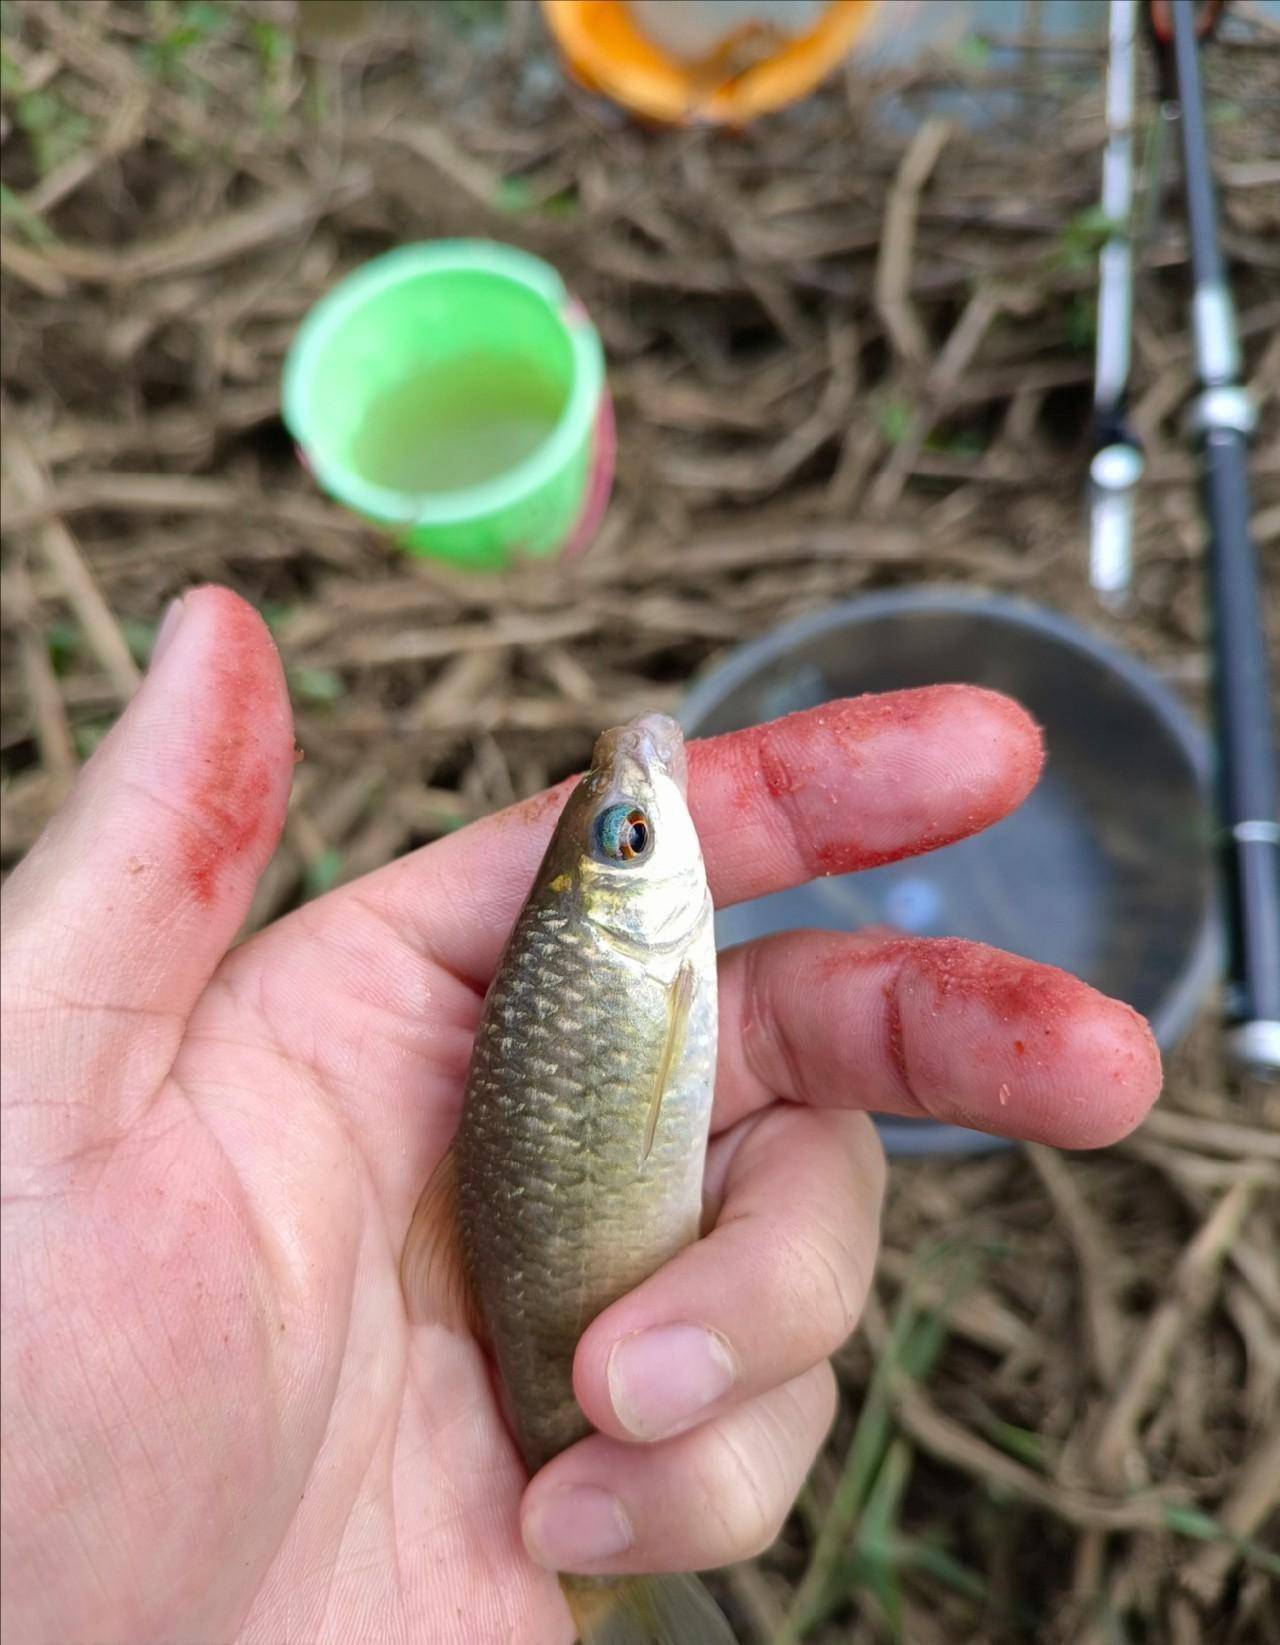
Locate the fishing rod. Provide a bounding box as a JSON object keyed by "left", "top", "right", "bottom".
{"left": 1086, "top": 0, "right": 1220, "bottom": 606}
{"left": 1155, "top": 0, "right": 1280, "bottom": 1076}
{"left": 1087, "top": 0, "right": 1144, "bottom": 611}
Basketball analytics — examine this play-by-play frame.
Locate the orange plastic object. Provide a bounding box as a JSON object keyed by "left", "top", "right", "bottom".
{"left": 540, "top": 0, "right": 881, "bottom": 127}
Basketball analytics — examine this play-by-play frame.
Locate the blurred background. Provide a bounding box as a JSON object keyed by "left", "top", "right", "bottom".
{"left": 1, "top": 1, "right": 1278, "bottom": 1639}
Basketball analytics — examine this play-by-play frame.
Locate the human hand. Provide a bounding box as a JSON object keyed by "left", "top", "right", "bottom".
{"left": 1, "top": 587, "right": 1161, "bottom": 1644}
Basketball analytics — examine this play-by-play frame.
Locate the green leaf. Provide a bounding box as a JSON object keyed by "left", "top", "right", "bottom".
{"left": 538, "top": 189, "right": 580, "bottom": 219}
{"left": 305, "top": 848, "right": 344, "bottom": 898}
{"left": 1091, "top": 1595, "right": 1137, "bottom": 1645}
{"left": 980, "top": 1418, "right": 1048, "bottom": 1471}
{"left": 256, "top": 601, "right": 294, "bottom": 633}
{"left": 1048, "top": 204, "right": 1122, "bottom": 277}
{"left": 890, "top": 1535, "right": 988, "bottom": 1604}
{"left": 774, "top": 1244, "right": 986, "bottom": 1641}
{"left": 443, "top": 0, "right": 508, "bottom": 32}
{"left": 181, "top": 1, "right": 230, "bottom": 35}
{"left": 138, "top": 3, "right": 228, "bottom": 82}
{"left": 15, "top": 88, "right": 59, "bottom": 130}
{"left": 493, "top": 177, "right": 534, "bottom": 212}
{"left": 1068, "top": 293, "right": 1097, "bottom": 353}
{"left": 953, "top": 34, "right": 991, "bottom": 68}
{"left": 1, "top": 41, "right": 24, "bottom": 94}
{"left": 924, "top": 424, "right": 988, "bottom": 458}
{"left": 1164, "top": 1504, "right": 1280, "bottom": 1578}
{"left": 877, "top": 397, "right": 913, "bottom": 446}
{"left": 73, "top": 718, "right": 115, "bottom": 758}
{"left": 853, "top": 1439, "right": 912, "bottom": 1637}
{"left": 1164, "top": 1504, "right": 1220, "bottom": 1541}
{"left": 45, "top": 620, "right": 83, "bottom": 674}
{"left": 249, "top": 17, "right": 291, "bottom": 74}
{"left": 794, "top": 1481, "right": 827, "bottom": 1548}
{"left": 15, "top": 88, "right": 92, "bottom": 173}
{"left": 426, "top": 809, "right": 468, "bottom": 834}
{"left": 859, "top": 1439, "right": 912, "bottom": 1549}
{"left": 120, "top": 618, "right": 159, "bottom": 666}
{"left": 290, "top": 666, "right": 345, "bottom": 704}
{"left": 1068, "top": 204, "right": 1115, "bottom": 239}
{"left": 0, "top": 181, "right": 55, "bottom": 244}
{"left": 493, "top": 177, "right": 580, "bottom": 219}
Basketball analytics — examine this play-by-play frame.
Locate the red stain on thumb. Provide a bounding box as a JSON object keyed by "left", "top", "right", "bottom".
{"left": 175, "top": 589, "right": 290, "bottom": 907}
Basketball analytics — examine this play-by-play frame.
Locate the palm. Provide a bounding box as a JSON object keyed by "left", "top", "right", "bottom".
{"left": 77, "top": 891, "right": 568, "bottom": 1644}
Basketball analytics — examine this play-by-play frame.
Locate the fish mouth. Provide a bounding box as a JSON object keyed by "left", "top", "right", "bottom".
{"left": 591, "top": 712, "right": 688, "bottom": 795}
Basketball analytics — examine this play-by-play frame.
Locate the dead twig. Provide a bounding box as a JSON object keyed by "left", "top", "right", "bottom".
{"left": 2, "top": 430, "right": 140, "bottom": 701}
{"left": 1027, "top": 1145, "right": 1125, "bottom": 1387}
{"left": 876, "top": 1245, "right": 1032, "bottom": 1359}
{"left": 1225, "top": 1280, "right": 1280, "bottom": 1428}
{"left": 1, "top": 169, "right": 370, "bottom": 287}
{"left": 875, "top": 117, "right": 952, "bottom": 368}
{"left": 1141, "top": 1108, "right": 1280, "bottom": 1163}
{"left": 22, "top": 84, "right": 148, "bottom": 219}
{"left": 892, "top": 1378, "right": 1183, "bottom": 1533}
{"left": 1182, "top": 1418, "right": 1280, "bottom": 1606}
{"left": 1092, "top": 1183, "right": 1257, "bottom": 1487}
{"left": 867, "top": 283, "right": 1006, "bottom": 516}
{"left": 722, "top": 1563, "right": 788, "bottom": 1645}
{"left": 2, "top": 565, "right": 77, "bottom": 783}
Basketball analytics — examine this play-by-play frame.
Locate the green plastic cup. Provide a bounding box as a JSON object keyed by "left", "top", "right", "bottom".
{"left": 282, "top": 241, "right": 611, "bottom": 569}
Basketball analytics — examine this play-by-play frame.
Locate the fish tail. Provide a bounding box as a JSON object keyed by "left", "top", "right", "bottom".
{"left": 561, "top": 1573, "right": 738, "bottom": 1644}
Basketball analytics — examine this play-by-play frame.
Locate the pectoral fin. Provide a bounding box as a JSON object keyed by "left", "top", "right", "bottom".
{"left": 641, "top": 962, "right": 696, "bottom": 1165}
{"left": 399, "top": 1148, "right": 486, "bottom": 1341}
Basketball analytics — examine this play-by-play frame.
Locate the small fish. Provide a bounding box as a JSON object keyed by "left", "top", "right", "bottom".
{"left": 405, "top": 713, "right": 733, "bottom": 1644}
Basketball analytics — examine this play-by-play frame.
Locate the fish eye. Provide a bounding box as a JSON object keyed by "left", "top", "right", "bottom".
{"left": 594, "top": 802, "right": 652, "bottom": 864}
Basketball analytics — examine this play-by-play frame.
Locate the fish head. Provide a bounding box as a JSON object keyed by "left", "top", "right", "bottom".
{"left": 539, "top": 713, "right": 709, "bottom": 950}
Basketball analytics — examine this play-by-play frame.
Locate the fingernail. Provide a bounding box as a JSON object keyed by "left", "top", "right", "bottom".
{"left": 607, "top": 1324, "right": 736, "bottom": 1440}
{"left": 523, "top": 1486, "right": 632, "bottom": 1570}
{"left": 150, "top": 597, "right": 186, "bottom": 669}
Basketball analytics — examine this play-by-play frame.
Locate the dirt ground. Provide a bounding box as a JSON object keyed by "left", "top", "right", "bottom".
{"left": 2, "top": 2, "right": 1279, "bottom": 1641}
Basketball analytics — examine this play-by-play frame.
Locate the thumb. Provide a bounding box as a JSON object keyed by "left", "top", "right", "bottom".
{"left": 1, "top": 586, "right": 295, "bottom": 1171}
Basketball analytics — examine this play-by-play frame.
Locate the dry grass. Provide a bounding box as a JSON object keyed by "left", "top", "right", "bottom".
{"left": 2, "top": 2, "right": 1279, "bottom": 1639}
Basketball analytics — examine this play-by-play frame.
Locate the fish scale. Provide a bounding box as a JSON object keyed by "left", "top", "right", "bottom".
{"left": 457, "top": 895, "right": 715, "bottom": 1473}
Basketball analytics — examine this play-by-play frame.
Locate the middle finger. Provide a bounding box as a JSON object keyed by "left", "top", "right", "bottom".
{"left": 336, "top": 685, "right": 1042, "bottom": 989}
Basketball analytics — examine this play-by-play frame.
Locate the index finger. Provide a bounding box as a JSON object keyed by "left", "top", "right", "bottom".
{"left": 349, "top": 685, "right": 1042, "bottom": 989}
